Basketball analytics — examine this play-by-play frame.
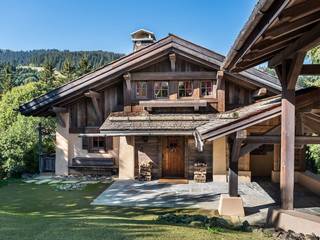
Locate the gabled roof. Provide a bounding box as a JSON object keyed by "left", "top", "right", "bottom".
{"left": 19, "top": 34, "right": 281, "bottom": 116}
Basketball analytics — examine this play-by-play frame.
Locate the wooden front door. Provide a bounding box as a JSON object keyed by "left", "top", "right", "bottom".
{"left": 162, "top": 136, "right": 185, "bottom": 178}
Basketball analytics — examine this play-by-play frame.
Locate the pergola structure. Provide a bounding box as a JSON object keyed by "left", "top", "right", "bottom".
{"left": 221, "top": 0, "right": 320, "bottom": 210}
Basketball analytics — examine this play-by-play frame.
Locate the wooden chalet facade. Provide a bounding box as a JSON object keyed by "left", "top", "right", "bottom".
{"left": 20, "top": 29, "right": 291, "bottom": 182}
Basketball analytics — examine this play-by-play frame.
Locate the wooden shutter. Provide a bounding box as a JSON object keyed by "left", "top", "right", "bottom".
{"left": 82, "top": 137, "right": 89, "bottom": 150}
{"left": 105, "top": 137, "right": 113, "bottom": 151}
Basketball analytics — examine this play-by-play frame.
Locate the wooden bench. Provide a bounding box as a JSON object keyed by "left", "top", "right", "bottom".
{"left": 69, "top": 157, "right": 118, "bottom": 175}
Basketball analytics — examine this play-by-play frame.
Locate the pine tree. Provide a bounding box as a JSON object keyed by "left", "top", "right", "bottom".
{"left": 0, "top": 63, "right": 15, "bottom": 93}
{"left": 62, "top": 57, "right": 75, "bottom": 80}
{"left": 40, "top": 57, "right": 55, "bottom": 85}
{"left": 77, "top": 55, "right": 92, "bottom": 76}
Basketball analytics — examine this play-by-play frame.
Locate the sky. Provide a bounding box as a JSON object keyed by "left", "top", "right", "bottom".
{"left": 0, "top": 0, "right": 257, "bottom": 55}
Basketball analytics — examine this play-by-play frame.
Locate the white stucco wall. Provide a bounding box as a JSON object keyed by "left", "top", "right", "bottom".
{"left": 55, "top": 113, "right": 69, "bottom": 175}
{"left": 118, "top": 136, "right": 135, "bottom": 179}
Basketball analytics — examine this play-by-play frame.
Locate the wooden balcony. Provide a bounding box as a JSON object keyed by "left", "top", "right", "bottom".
{"left": 139, "top": 99, "right": 209, "bottom": 111}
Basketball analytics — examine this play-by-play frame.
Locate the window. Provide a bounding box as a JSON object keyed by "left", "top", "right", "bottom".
{"left": 136, "top": 81, "right": 147, "bottom": 98}
{"left": 154, "top": 81, "right": 169, "bottom": 98}
{"left": 92, "top": 137, "right": 105, "bottom": 150}
{"left": 200, "top": 80, "right": 213, "bottom": 96}
{"left": 82, "top": 137, "right": 113, "bottom": 153}
{"left": 178, "top": 81, "right": 193, "bottom": 97}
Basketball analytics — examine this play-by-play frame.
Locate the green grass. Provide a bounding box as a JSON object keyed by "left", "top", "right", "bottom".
{"left": 0, "top": 180, "right": 271, "bottom": 240}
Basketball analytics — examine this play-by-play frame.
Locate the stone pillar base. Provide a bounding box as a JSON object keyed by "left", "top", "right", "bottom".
{"left": 212, "top": 174, "right": 227, "bottom": 182}
{"left": 218, "top": 194, "right": 245, "bottom": 217}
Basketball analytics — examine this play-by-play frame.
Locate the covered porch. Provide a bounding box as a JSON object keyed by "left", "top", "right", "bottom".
{"left": 217, "top": 0, "right": 320, "bottom": 234}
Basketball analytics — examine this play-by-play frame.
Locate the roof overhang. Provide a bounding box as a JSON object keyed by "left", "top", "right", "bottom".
{"left": 222, "top": 0, "right": 320, "bottom": 72}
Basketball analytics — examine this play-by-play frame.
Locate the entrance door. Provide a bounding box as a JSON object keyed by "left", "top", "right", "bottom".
{"left": 162, "top": 136, "right": 184, "bottom": 178}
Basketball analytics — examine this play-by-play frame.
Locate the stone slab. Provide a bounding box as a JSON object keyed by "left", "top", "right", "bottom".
{"left": 23, "top": 179, "right": 37, "bottom": 183}
{"left": 81, "top": 181, "right": 99, "bottom": 184}
{"left": 268, "top": 209, "right": 320, "bottom": 236}
{"left": 48, "top": 180, "right": 63, "bottom": 184}
{"left": 61, "top": 180, "right": 80, "bottom": 184}
{"left": 35, "top": 179, "right": 52, "bottom": 185}
{"left": 218, "top": 194, "right": 245, "bottom": 217}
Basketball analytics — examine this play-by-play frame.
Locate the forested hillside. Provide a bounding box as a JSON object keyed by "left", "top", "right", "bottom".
{"left": 0, "top": 49, "right": 124, "bottom": 70}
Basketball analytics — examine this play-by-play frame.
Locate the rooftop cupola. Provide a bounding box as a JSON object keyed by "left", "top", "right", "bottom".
{"left": 131, "top": 29, "right": 156, "bottom": 52}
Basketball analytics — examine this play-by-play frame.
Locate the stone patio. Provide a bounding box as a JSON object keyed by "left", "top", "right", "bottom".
{"left": 92, "top": 179, "right": 320, "bottom": 224}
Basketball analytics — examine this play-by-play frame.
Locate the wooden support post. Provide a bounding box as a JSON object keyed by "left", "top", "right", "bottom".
{"left": 123, "top": 73, "right": 132, "bottom": 112}
{"left": 273, "top": 51, "right": 305, "bottom": 210}
{"left": 169, "top": 53, "right": 176, "bottom": 72}
{"left": 273, "top": 144, "right": 280, "bottom": 171}
{"left": 280, "top": 88, "right": 295, "bottom": 210}
{"left": 229, "top": 130, "right": 246, "bottom": 197}
{"left": 217, "top": 70, "right": 225, "bottom": 112}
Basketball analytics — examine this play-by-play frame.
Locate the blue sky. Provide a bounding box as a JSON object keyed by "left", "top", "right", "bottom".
{"left": 0, "top": 0, "right": 256, "bottom": 55}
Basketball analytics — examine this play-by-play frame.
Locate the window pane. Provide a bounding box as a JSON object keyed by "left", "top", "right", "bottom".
{"left": 154, "top": 81, "right": 169, "bottom": 98}
{"left": 200, "top": 80, "right": 213, "bottom": 96}
{"left": 178, "top": 81, "right": 193, "bottom": 97}
{"left": 136, "top": 81, "right": 147, "bottom": 98}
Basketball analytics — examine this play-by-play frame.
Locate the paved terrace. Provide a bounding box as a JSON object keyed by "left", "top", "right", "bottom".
{"left": 92, "top": 179, "right": 320, "bottom": 224}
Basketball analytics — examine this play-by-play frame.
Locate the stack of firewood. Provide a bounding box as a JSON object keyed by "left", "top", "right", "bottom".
{"left": 139, "top": 162, "right": 152, "bottom": 181}
{"left": 194, "top": 162, "right": 207, "bottom": 183}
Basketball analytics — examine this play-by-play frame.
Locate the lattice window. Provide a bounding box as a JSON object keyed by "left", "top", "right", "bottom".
{"left": 154, "top": 81, "right": 169, "bottom": 98}
{"left": 178, "top": 81, "right": 193, "bottom": 97}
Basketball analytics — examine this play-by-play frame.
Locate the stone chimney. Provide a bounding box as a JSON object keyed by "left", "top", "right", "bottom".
{"left": 131, "top": 29, "right": 156, "bottom": 52}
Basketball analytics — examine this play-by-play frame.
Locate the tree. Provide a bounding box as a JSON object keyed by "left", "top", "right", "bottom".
{"left": 0, "top": 63, "right": 15, "bottom": 93}
{"left": 0, "top": 82, "right": 55, "bottom": 177}
{"left": 301, "top": 46, "right": 320, "bottom": 174}
{"left": 77, "top": 55, "right": 92, "bottom": 76}
{"left": 61, "top": 57, "right": 75, "bottom": 80}
{"left": 40, "top": 57, "right": 55, "bottom": 85}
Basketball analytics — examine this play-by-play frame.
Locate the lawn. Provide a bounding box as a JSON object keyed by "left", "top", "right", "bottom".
{"left": 0, "top": 180, "right": 272, "bottom": 240}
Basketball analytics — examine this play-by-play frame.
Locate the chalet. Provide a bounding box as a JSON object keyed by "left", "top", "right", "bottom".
{"left": 20, "top": 29, "right": 296, "bottom": 184}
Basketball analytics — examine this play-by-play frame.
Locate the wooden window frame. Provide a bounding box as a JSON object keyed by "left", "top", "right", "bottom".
{"left": 200, "top": 80, "right": 214, "bottom": 97}
{"left": 82, "top": 136, "right": 113, "bottom": 153}
{"left": 135, "top": 81, "right": 148, "bottom": 99}
{"left": 154, "top": 81, "right": 169, "bottom": 99}
{"left": 178, "top": 80, "right": 193, "bottom": 98}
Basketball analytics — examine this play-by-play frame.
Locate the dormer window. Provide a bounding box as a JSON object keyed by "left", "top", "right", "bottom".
{"left": 178, "top": 81, "right": 193, "bottom": 97}
{"left": 136, "top": 81, "right": 147, "bottom": 98}
{"left": 200, "top": 80, "right": 213, "bottom": 96}
{"left": 154, "top": 81, "right": 169, "bottom": 98}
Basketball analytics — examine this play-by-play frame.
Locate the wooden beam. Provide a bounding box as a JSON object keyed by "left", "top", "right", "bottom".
{"left": 226, "top": 0, "right": 290, "bottom": 71}
{"left": 130, "top": 71, "right": 217, "bottom": 81}
{"left": 216, "top": 70, "right": 225, "bottom": 112}
{"left": 304, "top": 112, "right": 320, "bottom": 123}
{"left": 169, "top": 53, "right": 176, "bottom": 72}
{"left": 229, "top": 130, "right": 247, "bottom": 197}
{"left": 269, "top": 21, "right": 320, "bottom": 67}
{"left": 252, "top": 88, "right": 267, "bottom": 98}
{"left": 300, "top": 64, "right": 320, "bottom": 75}
{"left": 245, "top": 135, "right": 320, "bottom": 145}
{"left": 123, "top": 72, "right": 131, "bottom": 91}
{"left": 85, "top": 90, "right": 103, "bottom": 122}
{"left": 278, "top": 0, "right": 320, "bottom": 23}
{"left": 286, "top": 53, "right": 306, "bottom": 89}
{"left": 51, "top": 106, "right": 67, "bottom": 113}
{"left": 52, "top": 107, "right": 66, "bottom": 128}
{"left": 239, "top": 125, "right": 280, "bottom": 157}
{"left": 84, "top": 90, "right": 101, "bottom": 99}
{"left": 264, "top": 11, "right": 320, "bottom": 40}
